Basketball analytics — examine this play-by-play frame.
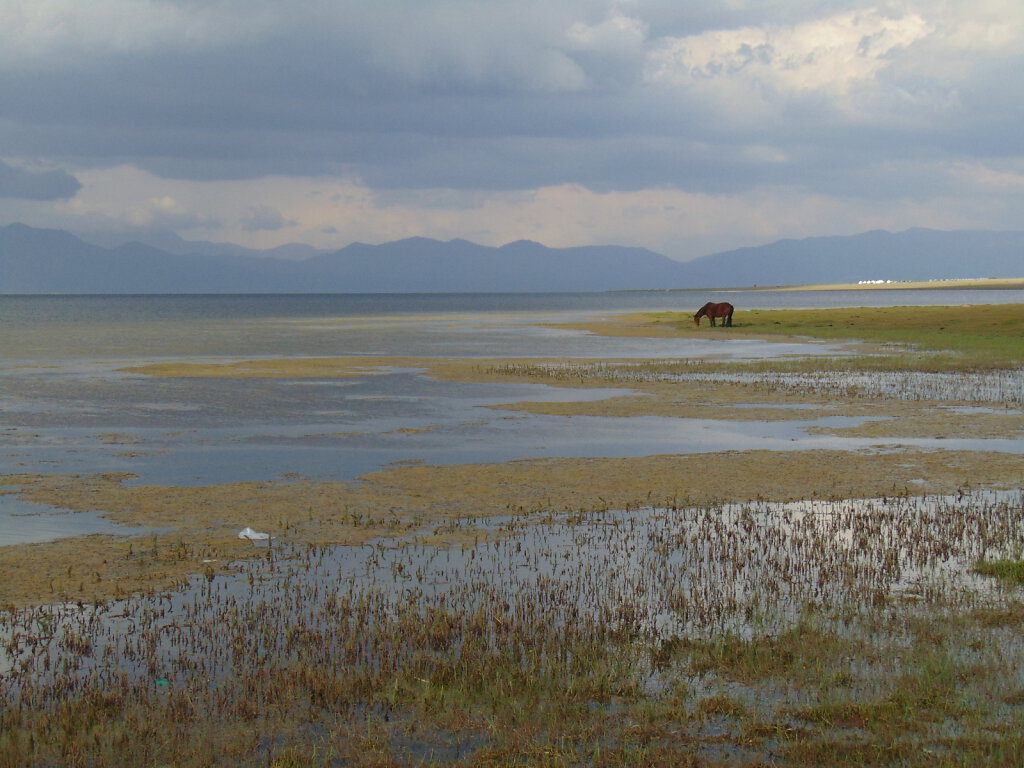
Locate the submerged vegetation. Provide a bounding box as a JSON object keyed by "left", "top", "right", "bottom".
{"left": 3, "top": 302, "right": 1024, "bottom": 765}
{"left": 486, "top": 358, "right": 1024, "bottom": 408}
{"left": 4, "top": 491, "right": 1024, "bottom": 766}
{"left": 486, "top": 304, "right": 1024, "bottom": 413}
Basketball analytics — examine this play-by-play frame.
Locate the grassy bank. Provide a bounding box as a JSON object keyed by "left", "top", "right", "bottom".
{"left": 646, "top": 303, "right": 1024, "bottom": 368}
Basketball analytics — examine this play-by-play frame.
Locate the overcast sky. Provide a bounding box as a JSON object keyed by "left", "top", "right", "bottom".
{"left": 1, "top": 0, "right": 1022, "bottom": 260}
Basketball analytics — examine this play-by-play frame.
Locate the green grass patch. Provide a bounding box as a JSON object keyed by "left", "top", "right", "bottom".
{"left": 973, "top": 559, "right": 1024, "bottom": 584}
{"left": 652, "top": 304, "right": 1024, "bottom": 368}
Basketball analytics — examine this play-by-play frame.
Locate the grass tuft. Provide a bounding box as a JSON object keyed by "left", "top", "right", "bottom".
{"left": 973, "top": 559, "right": 1024, "bottom": 584}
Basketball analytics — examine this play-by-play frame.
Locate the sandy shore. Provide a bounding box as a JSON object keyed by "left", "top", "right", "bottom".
{"left": 773, "top": 277, "right": 1024, "bottom": 291}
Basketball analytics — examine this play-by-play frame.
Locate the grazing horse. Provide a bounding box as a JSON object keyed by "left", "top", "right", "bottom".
{"left": 694, "top": 301, "right": 734, "bottom": 327}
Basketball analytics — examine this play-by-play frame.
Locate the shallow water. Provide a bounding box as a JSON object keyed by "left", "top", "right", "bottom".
{"left": 3, "top": 292, "right": 1024, "bottom": 545}
{"left": 5, "top": 292, "right": 1024, "bottom": 765}
{"left": 4, "top": 489, "right": 1023, "bottom": 681}
{"left": 5, "top": 289, "right": 1024, "bottom": 361}
{"left": 0, "top": 497, "right": 140, "bottom": 545}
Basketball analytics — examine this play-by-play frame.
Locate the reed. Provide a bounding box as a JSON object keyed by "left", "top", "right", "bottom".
{"left": 4, "top": 490, "right": 1024, "bottom": 766}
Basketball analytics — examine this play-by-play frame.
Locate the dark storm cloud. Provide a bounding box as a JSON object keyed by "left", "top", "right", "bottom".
{"left": 0, "top": 160, "right": 81, "bottom": 200}
{"left": 0, "top": 1, "right": 781, "bottom": 190}
{"left": 1, "top": 0, "right": 1022, "bottom": 206}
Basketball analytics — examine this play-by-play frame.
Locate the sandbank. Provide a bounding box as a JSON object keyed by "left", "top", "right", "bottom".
{"left": 774, "top": 277, "right": 1024, "bottom": 291}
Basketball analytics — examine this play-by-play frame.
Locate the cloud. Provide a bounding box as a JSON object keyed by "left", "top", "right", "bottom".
{"left": 1, "top": 1, "right": 1023, "bottom": 257}
{"left": 240, "top": 205, "right": 296, "bottom": 232}
{"left": 0, "top": 0, "right": 273, "bottom": 64}
{"left": 645, "top": 10, "right": 934, "bottom": 96}
{"left": 0, "top": 160, "right": 81, "bottom": 200}
{"left": 34, "top": 164, "right": 1012, "bottom": 262}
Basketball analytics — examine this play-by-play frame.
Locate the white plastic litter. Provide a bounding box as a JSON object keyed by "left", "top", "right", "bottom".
{"left": 238, "top": 527, "right": 270, "bottom": 541}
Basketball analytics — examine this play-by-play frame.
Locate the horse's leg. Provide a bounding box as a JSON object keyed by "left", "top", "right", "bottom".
{"left": 710, "top": 317, "right": 716, "bottom": 327}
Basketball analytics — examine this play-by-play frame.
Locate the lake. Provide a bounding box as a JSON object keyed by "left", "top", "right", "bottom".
{"left": 3, "top": 289, "right": 1024, "bottom": 544}
{"left": 5, "top": 289, "right": 1024, "bottom": 361}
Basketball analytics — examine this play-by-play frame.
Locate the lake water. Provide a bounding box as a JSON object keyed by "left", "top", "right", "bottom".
{"left": 3, "top": 290, "right": 1024, "bottom": 544}
{"left": 5, "top": 289, "right": 1024, "bottom": 361}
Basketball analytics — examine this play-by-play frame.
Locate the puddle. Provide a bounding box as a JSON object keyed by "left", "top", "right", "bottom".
{"left": 0, "top": 496, "right": 144, "bottom": 546}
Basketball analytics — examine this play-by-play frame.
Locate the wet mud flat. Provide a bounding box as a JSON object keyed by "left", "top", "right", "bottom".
{"left": 2, "top": 310, "right": 1024, "bottom": 614}
{"left": 3, "top": 305, "right": 1024, "bottom": 765}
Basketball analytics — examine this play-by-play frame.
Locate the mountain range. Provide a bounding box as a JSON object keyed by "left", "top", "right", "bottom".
{"left": 1, "top": 223, "right": 1022, "bottom": 293}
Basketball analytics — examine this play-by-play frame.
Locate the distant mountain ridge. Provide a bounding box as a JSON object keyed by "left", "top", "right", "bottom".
{"left": 0, "top": 224, "right": 691, "bottom": 293}
{"left": 679, "top": 228, "right": 1024, "bottom": 287}
{"left": 1, "top": 222, "right": 1022, "bottom": 293}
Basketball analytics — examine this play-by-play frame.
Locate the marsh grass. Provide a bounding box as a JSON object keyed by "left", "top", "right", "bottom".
{"left": 492, "top": 304, "right": 1024, "bottom": 409}
{"left": 4, "top": 491, "right": 1024, "bottom": 766}
{"left": 973, "top": 559, "right": 1024, "bottom": 584}
{"left": 650, "top": 303, "right": 1024, "bottom": 368}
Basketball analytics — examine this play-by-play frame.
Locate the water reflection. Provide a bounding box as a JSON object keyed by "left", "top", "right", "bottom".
{"left": 0, "top": 497, "right": 144, "bottom": 545}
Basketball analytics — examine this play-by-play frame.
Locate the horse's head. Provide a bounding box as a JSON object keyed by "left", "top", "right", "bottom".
{"left": 693, "top": 313, "right": 701, "bottom": 327}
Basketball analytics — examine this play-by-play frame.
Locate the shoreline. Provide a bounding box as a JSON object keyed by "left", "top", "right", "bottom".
{"left": 3, "top": 304, "right": 1024, "bottom": 608}
{"left": 769, "top": 277, "right": 1024, "bottom": 291}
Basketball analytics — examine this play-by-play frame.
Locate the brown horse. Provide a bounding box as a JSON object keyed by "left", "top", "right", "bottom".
{"left": 694, "top": 301, "right": 734, "bottom": 327}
